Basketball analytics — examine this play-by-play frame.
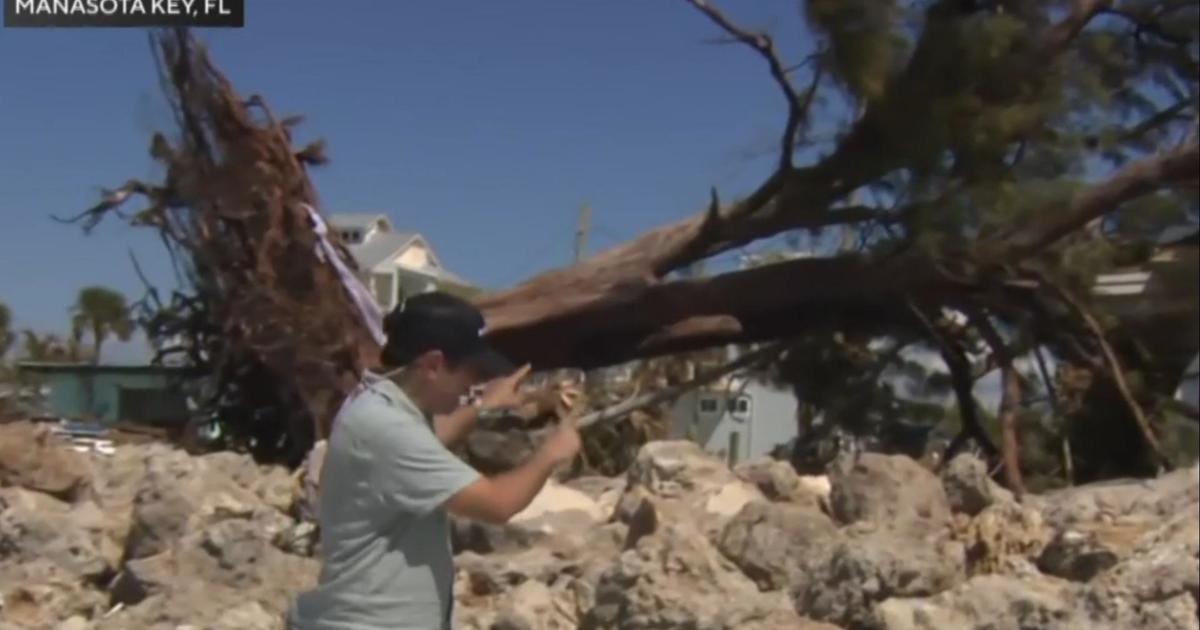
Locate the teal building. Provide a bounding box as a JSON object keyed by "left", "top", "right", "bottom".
{"left": 16, "top": 362, "right": 191, "bottom": 426}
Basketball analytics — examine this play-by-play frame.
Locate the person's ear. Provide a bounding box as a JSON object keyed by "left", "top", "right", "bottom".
{"left": 413, "top": 349, "right": 447, "bottom": 375}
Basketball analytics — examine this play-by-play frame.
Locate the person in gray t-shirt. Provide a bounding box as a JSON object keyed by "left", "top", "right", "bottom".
{"left": 288, "top": 292, "right": 580, "bottom": 630}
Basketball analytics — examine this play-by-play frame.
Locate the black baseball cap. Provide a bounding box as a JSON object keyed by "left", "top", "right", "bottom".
{"left": 380, "top": 291, "right": 516, "bottom": 380}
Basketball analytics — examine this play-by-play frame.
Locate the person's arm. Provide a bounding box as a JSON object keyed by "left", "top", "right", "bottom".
{"left": 444, "top": 447, "right": 560, "bottom": 524}
{"left": 432, "top": 405, "right": 479, "bottom": 447}
{"left": 433, "top": 364, "right": 535, "bottom": 447}
{"left": 445, "top": 415, "right": 581, "bottom": 524}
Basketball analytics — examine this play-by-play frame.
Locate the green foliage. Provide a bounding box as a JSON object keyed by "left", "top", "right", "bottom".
{"left": 19, "top": 330, "right": 90, "bottom": 363}
{"left": 804, "top": 0, "right": 909, "bottom": 102}
{"left": 772, "top": 332, "right": 950, "bottom": 454}
{"left": 70, "top": 286, "right": 134, "bottom": 364}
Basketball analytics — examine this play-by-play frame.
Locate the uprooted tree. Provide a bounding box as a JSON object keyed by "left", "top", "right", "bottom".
{"left": 67, "top": 2, "right": 1198, "bottom": 487}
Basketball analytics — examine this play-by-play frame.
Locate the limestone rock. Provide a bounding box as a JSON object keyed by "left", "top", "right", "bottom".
{"left": 1039, "top": 464, "right": 1199, "bottom": 530}
{"left": 122, "top": 447, "right": 263, "bottom": 560}
{"left": 875, "top": 573, "right": 1077, "bottom": 630}
{"left": 735, "top": 457, "right": 804, "bottom": 501}
{"left": 0, "top": 560, "right": 107, "bottom": 629}
{"left": 563, "top": 475, "right": 624, "bottom": 516}
{"left": 458, "top": 579, "right": 578, "bottom": 630}
{"left": 941, "top": 453, "right": 1010, "bottom": 516}
{"left": 455, "top": 524, "right": 625, "bottom": 630}
{"left": 253, "top": 465, "right": 298, "bottom": 515}
{"left": 0, "top": 422, "right": 91, "bottom": 502}
{"left": 54, "top": 617, "right": 92, "bottom": 630}
{"left": 101, "top": 516, "right": 318, "bottom": 630}
{"left": 611, "top": 486, "right": 657, "bottom": 550}
{"left": 212, "top": 601, "right": 282, "bottom": 630}
{"left": 716, "top": 500, "right": 840, "bottom": 591}
{"left": 958, "top": 499, "right": 1051, "bottom": 576}
{"left": 581, "top": 524, "right": 808, "bottom": 630}
{"left": 274, "top": 521, "right": 319, "bottom": 557}
{"left": 623, "top": 441, "right": 764, "bottom": 535}
{"left": 510, "top": 479, "right": 605, "bottom": 535}
{"left": 295, "top": 440, "right": 326, "bottom": 523}
{"left": 732, "top": 457, "right": 832, "bottom": 513}
{"left": 877, "top": 569, "right": 1198, "bottom": 630}
{"left": 829, "top": 453, "right": 952, "bottom": 529}
{"left": 1037, "top": 521, "right": 1148, "bottom": 582}
{"left": 792, "top": 523, "right": 967, "bottom": 628}
{"left": 1085, "top": 502, "right": 1200, "bottom": 627}
{"left": 877, "top": 502, "right": 1200, "bottom": 630}
{"left": 0, "top": 488, "right": 117, "bottom": 582}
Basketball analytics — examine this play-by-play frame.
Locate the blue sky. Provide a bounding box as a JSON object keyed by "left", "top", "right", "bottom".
{"left": 1, "top": 2, "right": 823, "bottom": 362}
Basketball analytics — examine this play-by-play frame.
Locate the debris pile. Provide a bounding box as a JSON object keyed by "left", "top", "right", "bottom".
{"left": 0, "top": 420, "right": 1196, "bottom": 630}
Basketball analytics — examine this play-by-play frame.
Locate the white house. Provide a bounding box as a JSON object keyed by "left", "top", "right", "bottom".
{"left": 667, "top": 224, "right": 1200, "bottom": 465}
{"left": 329, "top": 213, "right": 476, "bottom": 311}
{"left": 669, "top": 349, "right": 799, "bottom": 467}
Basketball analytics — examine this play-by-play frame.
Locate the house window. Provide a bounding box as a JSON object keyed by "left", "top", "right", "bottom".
{"left": 698, "top": 396, "right": 719, "bottom": 413}
{"left": 729, "top": 396, "right": 751, "bottom": 414}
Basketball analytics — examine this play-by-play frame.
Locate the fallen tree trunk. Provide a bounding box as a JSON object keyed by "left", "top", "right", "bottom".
{"left": 478, "top": 142, "right": 1198, "bottom": 368}
{"left": 483, "top": 252, "right": 983, "bottom": 369}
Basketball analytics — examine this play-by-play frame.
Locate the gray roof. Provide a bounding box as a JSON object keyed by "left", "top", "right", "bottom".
{"left": 348, "top": 231, "right": 419, "bottom": 271}
{"left": 426, "top": 266, "right": 472, "bottom": 287}
{"left": 329, "top": 213, "right": 392, "bottom": 232}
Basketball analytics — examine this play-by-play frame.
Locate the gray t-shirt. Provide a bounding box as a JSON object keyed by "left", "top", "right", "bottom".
{"left": 289, "top": 374, "right": 480, "bottom": 630}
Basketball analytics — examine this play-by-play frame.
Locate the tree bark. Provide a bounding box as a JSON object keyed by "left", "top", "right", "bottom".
{"left": 482, "top": 252, "right": 990, "bottom": 368}
{"left": 479, "top": 143, "right": 1197, "bottom": 370}
{"left": 971, "top": 310, "right": 1027, "bottom": 499}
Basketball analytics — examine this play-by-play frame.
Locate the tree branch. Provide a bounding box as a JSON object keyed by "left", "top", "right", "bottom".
{"left": 1046, "top": 0, "right": 1113, "bottom": 53}
{"left": 998, "top": 141, "right": 1199, "bottom": 260}
{"left": 907, "top": 300, "right": 1001, "bottom": 463}
{"left": 968, "top": 308, "right": 1027, "bottom": 499}
{"left": 1117, "top": 100, "right": 1194, "bottom": 144}
{"left": 1100, "top": 6, "right": 1193, "bottom": 46}
{"left": 1043, "top": 278, "right": 1174, "bottom": 469}
{"left": 576, "top": 342, "right": 786, "bottom": 430}
{"left": 685, "top": 0, "right": 809, "bottom": 169}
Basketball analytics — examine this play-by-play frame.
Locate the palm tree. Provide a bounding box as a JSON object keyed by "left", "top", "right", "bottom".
{"left": 22, "top": 330, "right": 59, "bottom": 361}
{"left": 70, "top": 287, "right": 133, "bottom": 364}
{"left": 20, "top": 330, "right": 90, "bottom": 362}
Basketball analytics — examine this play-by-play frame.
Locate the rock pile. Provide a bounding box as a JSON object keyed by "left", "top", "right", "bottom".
{"left": 1, "top": 420, "right": 1197, "bottom": 630}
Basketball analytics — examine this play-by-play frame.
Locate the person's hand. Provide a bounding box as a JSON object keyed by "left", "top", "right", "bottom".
{"left": 540, "top": 413, "right": 581, "bottom": 466}
{"left": 477, "top": 364, "right": 532, "bottom": 413}
{"left": 517, "top": 381, "right": 584, "bottom": 421}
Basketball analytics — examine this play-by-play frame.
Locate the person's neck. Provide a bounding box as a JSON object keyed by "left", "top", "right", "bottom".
{"left": 391, "top": 369, "right": 436, "bottom": 419}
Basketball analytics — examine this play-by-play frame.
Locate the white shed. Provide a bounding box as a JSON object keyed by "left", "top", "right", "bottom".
{"left": 669, "top": 373, "right": 799, "bottom": 467}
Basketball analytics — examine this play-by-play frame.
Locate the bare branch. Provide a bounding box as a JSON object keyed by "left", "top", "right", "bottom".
{"left": 1045, "top": 0, "right": 1113, "bottom": 53}
{"left": 576, "top": 342, "right": 786, "bottom": 430}
{"left": 1117, "top": 100, "right": 1194, "bottom": 144}
{"left": 1100, "top": 6, "right": 1193, "bottom": 46}
{"left": 685, "top": 0, "right": 809, "bottom": 169}
{"left": 907, "top": 300, "right": 1001, "bottom": 463}
{"left": 968, "top": 308, "right": 1028, "bottom": 499}
{"left": 1043, "top": 278, "right": 1174, "bottom": 469}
